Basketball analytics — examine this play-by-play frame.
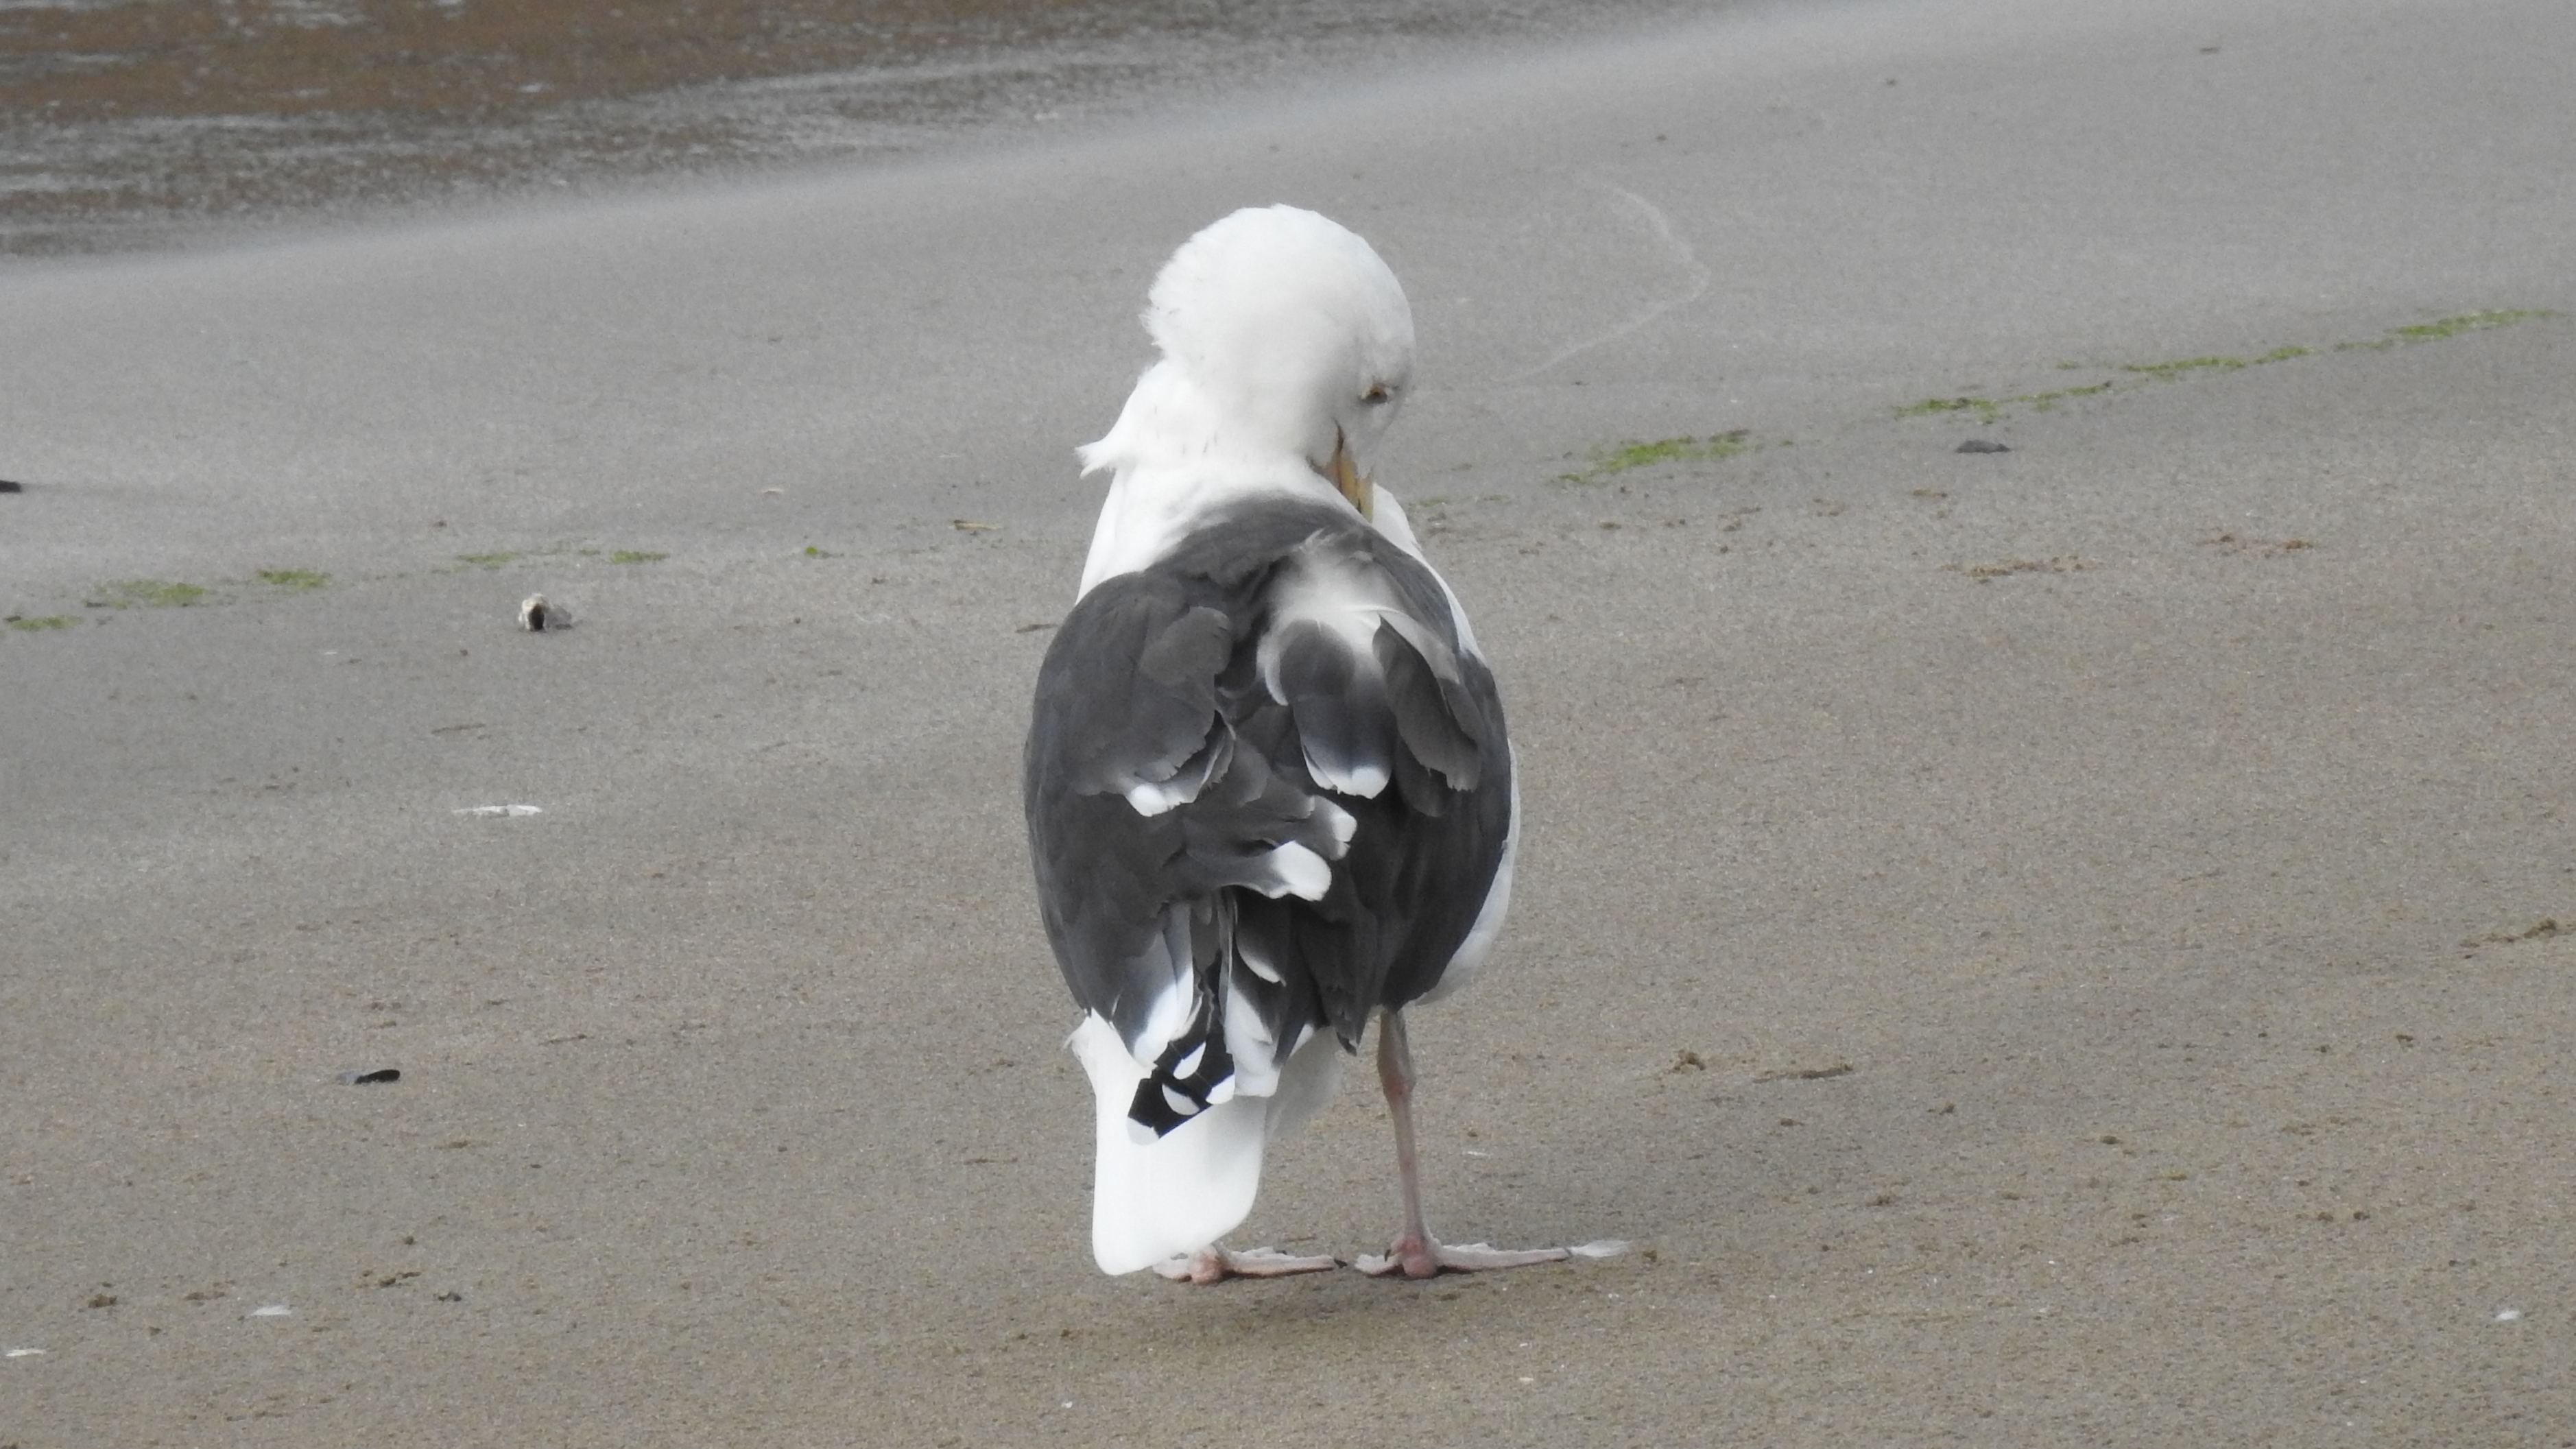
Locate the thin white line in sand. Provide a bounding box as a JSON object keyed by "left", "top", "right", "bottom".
{"left": 1503, "top": 179, "right": 1713, "bottom": 384}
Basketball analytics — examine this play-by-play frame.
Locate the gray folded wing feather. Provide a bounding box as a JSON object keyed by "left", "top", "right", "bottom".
{"left": 1026, "top": 501, "right": 1513, "bottom": 1073}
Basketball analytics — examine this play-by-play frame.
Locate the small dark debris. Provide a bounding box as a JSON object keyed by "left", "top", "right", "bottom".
{"left": 2459, "top": 918, "right": 2560, "bottom": 947}
{"left": 0, "top": 479, "right": 23, "bottom": 492}
{"left": 341, "top": 1068, "right": 402, "bottom": 1085}
{"left": 1754, "top": 1062, "right": 1854, "bottom": 1082}
{"left": 1015, "top": 621, "right": 1058, "bottom": 634}
{"left": 1670, "top": 1049, "right": 1706, "bottom": 1073}
{"left": 86, "top": 1293, "right": 118, "bottom": 1309}
{"left": 1956, "top": 439, "right": 2012, "bottom": 454}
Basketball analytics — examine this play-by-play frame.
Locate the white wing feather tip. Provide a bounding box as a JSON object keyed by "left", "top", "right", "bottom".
{"left": 1255, "top": 841, "right": 1334, "bottom": 901}
{"left": 1315, "top": 798, "right": 1358, "bottom": 848}
{"left": 1307, "top": 758, "right": 1391, "bottom": 799}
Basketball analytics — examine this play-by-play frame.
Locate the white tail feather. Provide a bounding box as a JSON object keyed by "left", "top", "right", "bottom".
{"left": 1070, "top": 1014, "right": 1269, "bottom": 1274}
{"left": 1066, "top": 1013, "right": 1353, "bottom": 1274}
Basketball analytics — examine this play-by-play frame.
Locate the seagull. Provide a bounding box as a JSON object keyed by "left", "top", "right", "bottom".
{"left": 1025, "top": 205, "right": 1615, "bottom": 1282}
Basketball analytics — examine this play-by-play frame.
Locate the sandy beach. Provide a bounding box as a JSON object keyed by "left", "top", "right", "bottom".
{"left": 4, "top": 0, "right": 2574, "bottom": 1442}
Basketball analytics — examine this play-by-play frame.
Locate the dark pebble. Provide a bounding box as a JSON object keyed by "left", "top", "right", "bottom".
{"left": 341, "top": 1068, "right": 403, "bottom": 1085}
{"left": 0, "top": 479, "right": 23, "bottom": 492}
{"left": 1956, "top": 440, "right": 2012, "bottom": 454}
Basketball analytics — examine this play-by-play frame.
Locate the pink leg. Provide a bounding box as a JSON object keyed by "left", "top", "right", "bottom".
{"left": 1354, "top": 1008, "right": 1621, "bottom": 1278}
{"left": 1151, "top": 1245, "right": 1340, "bottom": 1284}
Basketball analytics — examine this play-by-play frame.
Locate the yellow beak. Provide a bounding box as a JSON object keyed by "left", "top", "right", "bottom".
{"left": 1326, "top": 431, "right": 1374, "bottom": 520}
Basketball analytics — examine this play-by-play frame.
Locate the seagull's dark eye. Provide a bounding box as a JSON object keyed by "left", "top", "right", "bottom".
{"left": 1361, "top": 383, "right": 1394, "bottom": 406}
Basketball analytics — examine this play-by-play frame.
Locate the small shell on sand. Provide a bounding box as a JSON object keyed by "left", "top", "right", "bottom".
{"left": 520, "top": 594, "right": 571, "bottom": 631}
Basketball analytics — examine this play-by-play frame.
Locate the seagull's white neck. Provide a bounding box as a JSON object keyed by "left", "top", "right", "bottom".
{"left": 1075, "top": 362, "right": 1384, "bottom": 598}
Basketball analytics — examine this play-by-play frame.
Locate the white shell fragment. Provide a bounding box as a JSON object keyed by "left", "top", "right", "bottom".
{"left": 4, "top": 1348, "right": 45, "bottom": 1358}
{"left": 247, "top": 1304, "right": 292, "bottom": 1319}
{"left": 518, "top": 593, "right": 571, "bottom": 631}
{"left": 455, "top": 804, "right": 543, "bottom": 817}
{"left": 2495, "top": 1308, "right": 2525, "bottom": 1322}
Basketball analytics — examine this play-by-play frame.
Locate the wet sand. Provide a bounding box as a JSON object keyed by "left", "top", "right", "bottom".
{"left": 4, "top": 0, "right": 2575, "bottom": 1442}
{"left": 0, "top": 0, "right": 1701, "bottom": 255}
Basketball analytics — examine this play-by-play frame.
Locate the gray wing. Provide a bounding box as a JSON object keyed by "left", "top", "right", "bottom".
{"left": 1024, "top": 505, "right": 1512, "bottom": 1136}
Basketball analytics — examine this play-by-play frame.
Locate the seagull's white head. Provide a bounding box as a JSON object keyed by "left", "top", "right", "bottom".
{"left": 1080, "top": 205, "right": 1415, "bottom": 519}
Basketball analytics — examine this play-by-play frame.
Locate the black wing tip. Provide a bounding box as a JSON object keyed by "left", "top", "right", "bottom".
{"left": 1123, "top": 1003, "right": 1239, "bottom": 1140}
